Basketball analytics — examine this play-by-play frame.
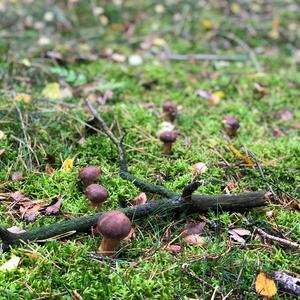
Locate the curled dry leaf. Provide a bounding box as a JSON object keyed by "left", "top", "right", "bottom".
{"left": 10, "top": 191, "right": 26, "bottom": 202}
{"left": 12, "top": 171, "right": 24, "bottom": 182}
{"left": 130, "top": 192, "right": 147, "bottom": 206}
{"left": 182, "top": 222, "right": 206, "bottom": 237}
{"left": 164, "top": 244, "right": 183, "bottom": 254}
{"left": 277, "top": 108, "right": 293, "bottom": 121}
{"left": 230, "top": 228, "right": 251, "bottom": 237}
{"left": 61, "top": 158, "right": 74, "bottom": 171}
{"left": 255, "top": 271, "right": 277, "bottom": 298}
{"left": 0, "top": 149, "right": 5, "bottom": 156}
{"left": 40, "top": 196, "right": 62, "bottom": 215}
{"left": 191, "top": 162, "right": 208, "bottom": 178}
{"left": 124, "top": 226, "right": 136, "bottom": 241}
{"left": 184, "top": 234, "right": 206, "bottom": 246}
{"left": 7, "top": 226, "right": 26, "bottom": 234}
{"left": 228, "top": 229, "right": 246, "bottom": 245}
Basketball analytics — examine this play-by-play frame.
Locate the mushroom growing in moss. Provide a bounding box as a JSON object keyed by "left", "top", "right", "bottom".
{"left": 162, "top": 101, "right": 178, "bottom": 122}
{"left": 159, "top": 131, "right": 178, "bottom": 155}
{"left": 78, "top": 166, "right": 101, "bottom": 184}
{"left": 85, "top": 184, "right": 109, "bottom": 210}
{"left": 222, "top": 116, "right": 240, "bottom": 137}
{"left": 97, "top": 211, "right": 132, "bottom": 256}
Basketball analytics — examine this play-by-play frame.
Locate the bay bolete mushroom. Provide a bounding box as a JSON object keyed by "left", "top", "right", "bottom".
{"left": 97, "top": 211, "right": 132, "bottom": 256}
{"left": 222, "top": 116, "right": 240, "bottom": 137}
{"left": 159, "top": 131, "right": 178, "bottom": 155}
{"left": 85, "top": 184, "right": 109, "bottom": 210}
{"left": 78, "top": 166, "right": 101, "bottom": 184}
{"left": 162, "top": 101, "right": 178, "bottom": 122}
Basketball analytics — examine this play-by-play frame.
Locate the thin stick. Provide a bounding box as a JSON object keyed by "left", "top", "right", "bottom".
{"left": 162, "top": 52, "right": 247, "bottom": 62}
{"left": 254, "top": 227, "right": 300, "bottom": 249}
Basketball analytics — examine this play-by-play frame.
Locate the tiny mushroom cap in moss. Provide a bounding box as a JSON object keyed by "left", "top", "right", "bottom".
{"left": 97, "top": 211, "right": 132, "bottom": 241}
{"left": 159, "top": 131, "right": 178, "bottom": 143}
{"left": 78, "top": 166, "right": 101, "bottom": 183}
{"left": 162, "top": 101, "right": 178, "bottom": 122}
{"left": 222, "top": 116, "right": 240, "bottom": 136}
{"left": 85, "top": 184, "right": 109, "bottom": 208}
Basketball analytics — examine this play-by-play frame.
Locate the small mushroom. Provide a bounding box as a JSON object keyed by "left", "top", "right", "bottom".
{"left": 97, "top": 211, "right": 132, "bottom": 256}
{"left": 222, "top": 116, "right": 240, "bottom": 137}
{"left": 85, "top": 184, "right": 109, "bottom": 210}
{"left": 159, "top": 131, "right": 178, "bottom": 155}
{"left": 162, "top": 101, "right": 178, "bottom": 122}
{"left": 78, "top": 166, "right": 101, "bottom": 184}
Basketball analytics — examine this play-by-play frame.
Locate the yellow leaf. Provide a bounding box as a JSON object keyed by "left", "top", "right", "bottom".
{"left": 153, "top": 37, "right": 166, "bottom": 46}
{"left": 0, "top": 255, "right": 21, "bottom": 272}
{"left": 0, "top": 130, "right": 6, "bottom": 140}
{"left": 212, "top": 91, "right": 225, "bottom": 99}
{"left": 202, "top": 19, "right": 216, "bottom": 30}
{"left": 62, "top": 158, "right": 74, "bottom": 171}
{"left": 228, "top": 146, "right": 254, "bottom": 167}
{"left": 21, "top": 58, "right": 31, "bottom": 67}
{"left": 268, "top": 18, "right": 280, "bottom": 39}
{"left": 230, "top": 3, "right": 241, "bottom": 14}
{"left": 255, "top": 271, "right": 277, "bottom": 297}
{"left": 42, "top": 83, "right": 72, "bottom": 100}
{"left": 15, "top": 93, "right": 32, "bottom": 104}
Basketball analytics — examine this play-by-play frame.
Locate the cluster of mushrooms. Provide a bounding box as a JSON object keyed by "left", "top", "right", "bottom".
{"left": 78, "top": 165, "right": 131, "bottom": 256}
{"left": 78, "top": 102, "right": 240, "bottom": 257}
{"left": 158, "top": 101, "right": 240, "bottom": 155}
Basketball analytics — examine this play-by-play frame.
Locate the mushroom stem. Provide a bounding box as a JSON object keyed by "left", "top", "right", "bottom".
{"left": 163, "top": 142, "right": 172, "bottom": 155}
{"left": 98, "top": 237, "right": 120, "bottom": 256}
{"left": 91, "top": 202, "right": 103, "bottom": 211}
{"left": 163, "top": 112, "right": 176, "bottom": 122}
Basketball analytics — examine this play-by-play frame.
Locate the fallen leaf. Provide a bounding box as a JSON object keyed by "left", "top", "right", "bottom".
{"left": 7, "top": 226, "right": 26, "bottom": 234}
{"left": 40, "top": 197, "right": 62, "bottom": 215}
{"left": 128, "top": 54, "right": 143, "bottom": 66}
{"left": 184, "top": 234, "right": 206, "bottom": 246}
{"left": 191, "top": 162, "right": 208, "bottom": 178}
{"left": 15, "top": 93, "right": 32, "bottom": 104}
{"left": 272, "top": 128, "right": 285, "bottom": 138}
{"left": 62, "top": 158, "right": 74, "bottom": 171}
{"left": 277, "top": 108, "right": 293, "bottom": 121}
{"left": 228, "top": 229, "right": 246, "bottom": 245}
{"left": 228, "top": 146, "right": 254, "bottom": 167}
{"left": 41, "top": 82, "right": 72, "bottom": 100}
{"left": 21, "top": 58, "right": 31, "bottom": 67}
{"left": 124, "top": 226, "right": 136, "bottom": 241}
{"left": 25, "top": 251, "right": 39, "bottom": 260}
{"left": 12, "top": 171, "right": 24, "bottom": 182}
{"left": 230, "top": 228, "right": 251, "bottom": 236}
{"left": 266, "top": 210, "right": 275, "bottom": 218}
{"left": 182, "top": 222, "right": 206, "bottom": 237}
{"left": 45, "top": 163, "right": 54, "bottom": 174}
{"left": 0, "top": 130, "right": 6, "bottom": 140}
{"left": 255, "top": 271, "right": 277, "bottom": 297}
{"left": 164, "top": 244, "right": 183, "bottom": 253}
{"left": 0, "top": 255, "right": 21, "bottom": 272}
{"left": 202, "top": 19, "right": 217, "bottom": 30}
{"left": 10, "top": 191, "right": 26, "bottom": 202}
{"left": 0, "top": 149, "right": 5, "bottom": 156}
{"left": 130, "top": 192, "right": 147, "bottom": 206}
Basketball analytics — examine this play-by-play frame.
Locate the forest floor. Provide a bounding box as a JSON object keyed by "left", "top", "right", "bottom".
{"left": 0, "top": 1, "right": 299, "bottom": 299}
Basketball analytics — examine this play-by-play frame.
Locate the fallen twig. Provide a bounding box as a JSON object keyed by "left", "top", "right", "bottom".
{"left": 254, "top": 227, "right": 300, "bottom": 249}
{"left": 270, "top": 271, "right": 300, "bottom": 296}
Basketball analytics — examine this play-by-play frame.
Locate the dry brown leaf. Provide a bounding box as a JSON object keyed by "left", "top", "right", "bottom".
{"left": 0, "top": 149, "right": 5, "bottom": 156}
{"left": 124, "top": 226, "right": 136, "bottom": 241}
{"left": 130, "top": 192, "right": 147, "bottom": 206}
{"left": 40, "top": 197, "right": 62, "bottom": 215}
{"left": 7, "top": 226, "right": 26, "bottom": 234}
{"left": 182, "top": 222, "right": 206, "bottom": 237}
{"left": 184, "top": 234, "right": 206, "bottom": 246}
{"left": 231, "top": 228, "right": 251, "bottom": 236}
{"left": 45, "top": 163, "right": 54, "bottom": 174}
{"left": 191, "top": 162, "right": 208, "bottom": 178}
{"left": 164, "top": 244, "right": 183, "bottom": 253}
{"left": 228, "top": 229, "right": 246, "bottom": 245}
{"left": 10, "top": 191, "right": 26, "bottom": 202}
{"left": 12, "top": 171, "right": 24, "bottom": 182}
{"left": 255, "top": 271, "right": 277, "bottom": 297}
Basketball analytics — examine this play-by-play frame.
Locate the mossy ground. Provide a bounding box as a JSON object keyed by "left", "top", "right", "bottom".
{"left": 0, "top": 1, "right": 299, "bottom": 299}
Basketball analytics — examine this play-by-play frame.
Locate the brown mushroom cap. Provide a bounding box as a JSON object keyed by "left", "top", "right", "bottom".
{"left": 223, "top": 116, "right": 240, "bottom": 129}
{"left": 163, "top": 101, "right": 177, "bottom": 113}
{"left": 78, "top": 166, "right": 101, "bottom": 183}
{"left": 85, "top": 184, "right": 109, "bottom": 203}
{"left": 97, "top": 211, "right": 131, "bottom": 240}
{"left": 159, "top": 131, "right": 178, "bottom": 143}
